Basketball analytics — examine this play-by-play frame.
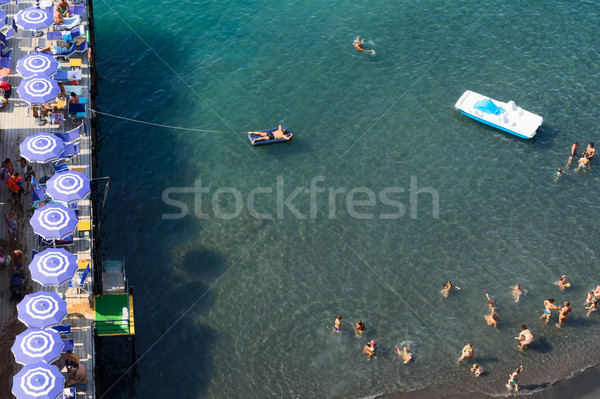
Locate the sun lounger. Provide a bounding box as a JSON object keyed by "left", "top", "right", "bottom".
{"left": 53, "top": 15, "right": 81, "bottom": 31}
{"left": 54, "top": 124, "right": 83, "bottom": 143}
{"left": 46, "top": 25, "right": 84, "bottom": 42}
{"left": 53, "top": 69, "right": 82, "bottom": 82}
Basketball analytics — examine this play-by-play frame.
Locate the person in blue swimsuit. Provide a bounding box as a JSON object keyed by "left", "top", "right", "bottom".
{"left": 578, "top": 156, "right": 590, "bottom": 169}
{"left": 333, "top": 315, "right": 342, "bottom": 333}
{"left": 539, "top": 298, "right": 558, "bottom": 323}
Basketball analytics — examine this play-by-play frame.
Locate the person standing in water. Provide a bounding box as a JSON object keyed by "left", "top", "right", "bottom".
{"left": 540, "top": 298, "right": 558, "bottom": 323}
{"left": 515, "top": 324, "right": 534, "bottom": 349}
{"left": 506, "top": 365, "right": 524, "bottom": 392}
{"left": 585, "top": 291, "right": 595, "bottom": 306}
{"left": 364, "top": 340, "right": 376, "bottom": 360}
{"left": 485, "top": 309, "right": 498, "bottom": 328}
{"left": 567, "top": 141, "right": 579, "bottom": 166}
{"left": 558, "top": 274, "right": 570, "bottom": 290}
{"left": 556, "top": 301, "right": 572, "bottom": 328}
{"left": 354, "top": 320, "right": 365, "bottom": 336}
{"left": 583, "top": 142, "right": 595, "bottom": 159}
{"left": 586, "top": 299, "right": 599, "bottom": 316}
{"left": 395, "top": 345, "right": 413, "bottom": 363}
{"left": 512, "top": 284, "right": 527, "bottom": 303}
{"left": 457, "top": 342, "right": 474, "bottom": 363}
{"left": 333, "top": 315, "right": 342, "bottom": 333}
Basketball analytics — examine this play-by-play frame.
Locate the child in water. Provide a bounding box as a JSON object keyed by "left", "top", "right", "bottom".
{"left": 558, "top": 274, "right": 570, "bottom": 290}
{"left": 585, "top": 291, "right": 595, "bottom": 306}
{"left": 470, "top": 363, "right": 483, "bottom": 377}
{"left": 586, "top": 299, "right": 598, "bottom": 316}
{"left": 395, "top": 345, "right": 413, "bottom": 364}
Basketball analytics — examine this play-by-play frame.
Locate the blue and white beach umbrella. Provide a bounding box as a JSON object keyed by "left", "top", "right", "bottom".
{"left": 15, "top": 8, "right": 53, "bottom": 31}
{"left": 30, "top": 204, "right": 78, "bottom": 240}
{"left": 17, "top": 76, "right": 60, "bottom": 105}
{"left": 16, "top": 53, "right": 59, "bottom": 78}
{"left": 12, "top": 328, "right": 63, "bottom": 365}
{"left": 29, "top": 248, "right": 78, "bottom": 286}
{"left": 17, "top": 291, "right": 67, "bottom": 329}
{"left": 12, "top": 362, "right": 64, "bottom": 399}
{"left": 20, "top": 133, "right": 65, "bottom": 164}
{"left": 46, "top": 171, "right": 91, "bottom": 204}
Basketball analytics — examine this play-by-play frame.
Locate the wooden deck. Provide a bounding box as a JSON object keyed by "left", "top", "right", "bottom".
{"left": 0, "top": 0, "right": 96, "bottom": 397}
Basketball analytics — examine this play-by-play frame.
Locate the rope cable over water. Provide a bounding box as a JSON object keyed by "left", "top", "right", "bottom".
{"left": 91, "top": 105, "right": 455, "bottom": 135}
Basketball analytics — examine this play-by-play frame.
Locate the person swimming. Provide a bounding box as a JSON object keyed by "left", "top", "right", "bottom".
{"left": 485, "top": 309, "right": 498, "bottom": 328}
{"left": 363, "top": 340, "right": 377, "bottom": 359}
{"left": 556, "top": 168, "right": 563, "bottom": 177}
{"left": 353, "top": 36, "right": 374, "bottom": 53}
{"left": 512, "top": 284, "right": 527, "bottom": 303}
{"left": 586, "top": 299, "right": 599, "bottom": 316}
{"left": 395, "top": 345, "right": 413, "bottom": 363}
{"left": 442, "top": 281, "right": 460, "bottom": 298}
{"left": 578, "top": 156, "right": 590, "bottom": 169}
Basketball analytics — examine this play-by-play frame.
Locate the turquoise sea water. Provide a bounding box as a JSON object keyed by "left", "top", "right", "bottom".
{"left": 93, "top": 0, "right": 600, "bottom": 397}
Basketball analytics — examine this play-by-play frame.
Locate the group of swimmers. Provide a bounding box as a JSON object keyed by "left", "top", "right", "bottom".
{"left": 332, "top": 275, "right": 600, "bottom": 393}
{"left": 557, "top": 141, "right": 595, "bottom": 176}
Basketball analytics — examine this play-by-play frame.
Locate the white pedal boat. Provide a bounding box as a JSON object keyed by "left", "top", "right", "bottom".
{"left": 455, "top": 90, "right": 543, "bottom": 139}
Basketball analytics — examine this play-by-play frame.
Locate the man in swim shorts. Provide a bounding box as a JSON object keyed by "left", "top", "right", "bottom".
{"left": 557, "top": 302, "right": 571, "bottom": 328}
{"left": 333, "top": 315, "right": 342, "bottom": 333}
{"left": 571, "top": 141, "right": 579, "bottom": 158}
{"left": 250, "top": 125, "right": 291, "bottom": 144}
{"left": 506, "top": 365, "right": 523, "bottom": 392}
{"left": 583, "top": 142, "right": 595, "bottom": 159}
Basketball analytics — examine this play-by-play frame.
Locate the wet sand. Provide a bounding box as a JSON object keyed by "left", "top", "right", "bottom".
{"left": 378, "top": 363, "right": 600, "bottom": 399}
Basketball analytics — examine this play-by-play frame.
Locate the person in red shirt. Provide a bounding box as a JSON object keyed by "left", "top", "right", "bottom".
{"left": 7, "top": 172, "right": 23, "bottom": 210}
{"left": 0, "top": 80, "right": 11, "bottom": 109}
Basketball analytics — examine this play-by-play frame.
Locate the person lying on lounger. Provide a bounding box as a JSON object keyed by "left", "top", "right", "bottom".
{"left": 36, "top": 43, "right": 75, "bottom": 55}
{"left": 249, "top": 125, "right": 292, "bottom": 144}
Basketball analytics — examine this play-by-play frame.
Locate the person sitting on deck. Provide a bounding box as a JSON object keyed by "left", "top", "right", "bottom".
{"left": 57, "top": 0, "right": 71, "bottom": 17}
{"left": 250, "top": 125, "right": 291, "bottom": 144}
{"left": 36, "top": 43, "right": 75, "bottom": 55}
{"left": 69, "top": 92, "right": 79, "bottom": 104}
{"left": 66, "top": 361, "right": 86, "bottom": 386}
{"left": 54, "top": 8, "right": 64, "bottom": 25}
{"left": 0, "top": 80, "right": 11, "bottom": 109}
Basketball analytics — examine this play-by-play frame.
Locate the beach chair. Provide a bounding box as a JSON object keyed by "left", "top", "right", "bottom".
{"left": 69, "top": 263, "right": 90, "bottom": 292}
{"left": 53, "top": 15, "right": 81, "bottom": 31}
{"left": 51, "top": 324, "right": 71, "bottom": 335}
{"left": 4, "top": 18, "right": 16, "bottom": 40}
{"left": 68, "top": 97, "right": 86, "bottom": 118}
{"left": 46, "top": 25, "right": 84, "bottom": 43}
{"left": 52, "top": 69, "right": 82, "bottom": 83}
{"left": 54, "top": 124, "right": 83, "bottom": 143}
{"left": 38, "top": 234, "right": 73, "bottom": 248}
{"left": 61, "top": 338, "right": 75, "bottom": 353}
{"left": 62, "top": 142, "right": 81, "bottom": 158}
{"left": 54, "top": 39, "right": 87, "bottom": 61}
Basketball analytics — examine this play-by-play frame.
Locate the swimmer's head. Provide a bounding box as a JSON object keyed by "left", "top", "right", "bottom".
{"left": 590, "top": 142, "right": 595, "bottom": 148}
{"left": 548, "top": 298, "right": 555, "bottom": 303}
{"left": 575, "top": 141, "right": 579, "bottom": 145}
{"left": 520, "top": 324, "right": 527, "bottom": 330}
{"left": 337, "top": 315, "right": 342, "bottom": 320}
{"left": 562, "top": 275, "right": 567, "bottom": 279}
{"left": 565, "top": 301, "right": 570, "bottom": 306}
{"left": 371, "top": 340, "right": 376, "bottom": 344}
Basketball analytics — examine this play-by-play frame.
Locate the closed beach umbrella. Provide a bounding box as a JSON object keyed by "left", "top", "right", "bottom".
{"left": 29, "top": 248, "right": 77, "bottom": 286}
{"left": 12, "top": 362, "right": 64, "bottom": 399}
{"left": 17, "top": 291, "right": 67, "bottom": 328}
{"left": 17, "top": 53, "right": 59, "bottom": 78}
{"left": 46, "top": 171, "right": 91, "bottom": 204}
{"left": 20, "top": 133, "right": 65, "bottom": 164}
{"left": 12, "top": 328, "right": 63, "bottom": 365}
{"left": 17, "top": 76, "right": 60, "bottom": 105}
{"left": 15, "top": 8, "right": 53, "bottom": 31}
{"left": 30, "top": 204, "right": 78, "bottom": 240}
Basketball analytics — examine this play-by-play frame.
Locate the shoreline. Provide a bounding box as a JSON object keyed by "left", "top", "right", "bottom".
{"left": 377, "top": 363, "right": 600, "bottom": 399}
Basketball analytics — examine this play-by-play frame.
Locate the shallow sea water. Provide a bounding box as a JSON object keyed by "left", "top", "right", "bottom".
{"left": 93, "top": 0, "right": 600, "bottom": 397}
